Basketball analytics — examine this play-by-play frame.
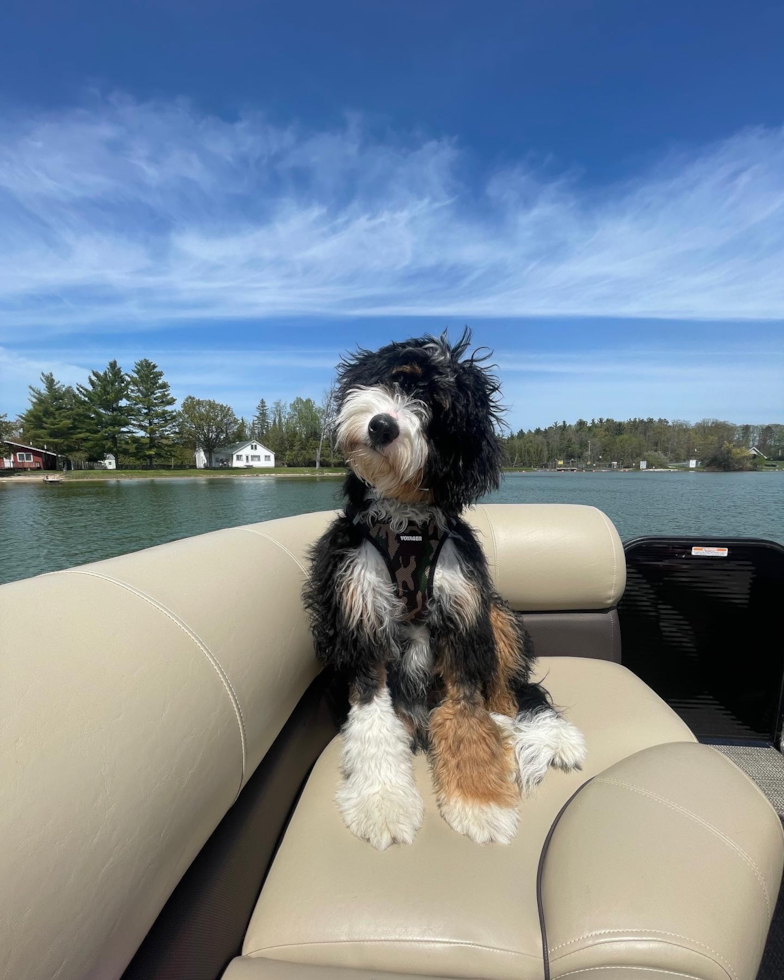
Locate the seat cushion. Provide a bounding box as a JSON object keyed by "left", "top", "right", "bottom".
{"left": 240, "top": 658, "right": 695, "bottom": 980}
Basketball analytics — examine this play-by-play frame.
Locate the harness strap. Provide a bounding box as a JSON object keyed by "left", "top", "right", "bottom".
{"left": 346, "top": 502, "right": 451, "bottom": 623}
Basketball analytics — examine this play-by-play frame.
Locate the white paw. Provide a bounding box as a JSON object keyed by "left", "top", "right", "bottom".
{"left": 550, "top": 716, "right": 587, "bottom": 773}
{"left": 495, "top": 709, "right": 587, "bottom": 794}
{"left": 337, "top": 781, "right": 424, "bottom": 850}
{"left": 439, "top": 797, "right": 519, "bottom": 844}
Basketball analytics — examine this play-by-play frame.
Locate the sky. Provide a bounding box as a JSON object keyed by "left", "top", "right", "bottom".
{"left": 1, "top": 0, "right": 783, "bottom": 429}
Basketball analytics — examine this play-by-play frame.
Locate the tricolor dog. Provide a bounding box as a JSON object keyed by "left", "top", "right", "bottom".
{"left": 303, "top": 332, "right": 586, "bottom": 849}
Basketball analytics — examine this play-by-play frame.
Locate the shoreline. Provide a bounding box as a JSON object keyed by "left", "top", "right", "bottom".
{"left": 0, "top": 470, "right": 347, "bottom": 483}
{"left": 2, "top": 466, "right": 779, "bottom": 485}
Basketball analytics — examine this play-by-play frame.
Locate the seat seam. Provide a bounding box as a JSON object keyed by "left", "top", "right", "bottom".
{"left": 234, "top": 527, "right": 308, "bottom": 575}
{"left": 56, "top": 568, "right": 247, "bottom": 799}
{"left": 596, "top": 508, "right": 619, "bottom": 606}
{"left": 607, "top": 608, "right": 615, "bottom": 659}
{"left": 550, "top": 936, "right": 735, "bottom": 980}
{"left": 595, "top": 777, "right": 772, "bottom": 917}
{"left": 244, "top": 937, "right": 541, "bottom": 959}
{"left": 477, "top": 504, "right": 500, "bottom": 580}
{"left": 554, "top": 968, "right": 703, "bottom": 980}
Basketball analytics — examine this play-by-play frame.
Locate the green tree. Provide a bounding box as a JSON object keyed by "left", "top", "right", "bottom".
{"left": 76, "top": 360, "right": 130, "bottom": 464}
{"left": 644, "top": 451, "right": 671, "bottom": 469}
{"left": 233, "top": 418, "right": 250, "bottom": 443}
{"left": 179, "top": 396, "right": 238, "bottom": 467}
{"left": 20, "top": 373, "right": 81, "bottom": 459}
{"left": 0, "top": 413, "right": 17, "bottom": 461}
{"left": 253, "top": 399, "right": 271, "bottom": 439}
{"left": 126, "top": 359, "right": 178, "bottom": 468}
{"left": 702, "top": 442, "right": 751, "bottom": 472}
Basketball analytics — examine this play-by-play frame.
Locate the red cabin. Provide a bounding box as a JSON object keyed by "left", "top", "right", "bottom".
{"left": 0, "top": 440, "right": 61, "bottom": 471}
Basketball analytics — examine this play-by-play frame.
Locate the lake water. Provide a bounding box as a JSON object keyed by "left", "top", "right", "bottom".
{"left": 1, "top": 471, "right": 782, "bottom": 585}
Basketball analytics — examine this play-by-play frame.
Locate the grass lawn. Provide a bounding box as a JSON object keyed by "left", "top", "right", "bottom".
{"left": 62, "top": 467, "right": 347, "bottom": 480}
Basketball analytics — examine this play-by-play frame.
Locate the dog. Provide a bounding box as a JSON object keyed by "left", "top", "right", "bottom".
{"left": 303, "top": 331, "right": 586, "bottom": 849}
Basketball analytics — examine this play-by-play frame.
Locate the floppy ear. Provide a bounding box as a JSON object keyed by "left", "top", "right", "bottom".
{"left": 425, "top": 355, "right": 505, "bottom": 511}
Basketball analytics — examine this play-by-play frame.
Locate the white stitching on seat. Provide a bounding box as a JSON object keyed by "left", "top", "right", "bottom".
{"left": 235, "top": 527, "right": 308, "bottom": 575}
{"left": 549, "top": 930, "right": 737, "bottom": 980}
{"left": 596, "top": 777, "right": 772, "bottom": 918}
{"left": 554, "top": 968, "right": 704, "bottom": 980}
{"left": 595, "top": 508, "right": 618, "bottom": 606}
{"left": 57, "top": 569, "right": 247, "bottom": 799}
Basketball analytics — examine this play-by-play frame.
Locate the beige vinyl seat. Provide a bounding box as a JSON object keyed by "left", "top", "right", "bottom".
{"left": 1, "top": 505, "right": 782, "bottom": 980}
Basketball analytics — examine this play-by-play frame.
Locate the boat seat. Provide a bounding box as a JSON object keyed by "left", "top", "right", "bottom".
{"left": 1, "top": 505, "right": 781, "bottom": 980}
{"left": 227, "top": 657, "right": 782, "bottom": 980}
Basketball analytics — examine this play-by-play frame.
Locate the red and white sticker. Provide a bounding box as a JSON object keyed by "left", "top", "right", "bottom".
{"left": 691, "top": 546, "right": 729, "bottom": 557}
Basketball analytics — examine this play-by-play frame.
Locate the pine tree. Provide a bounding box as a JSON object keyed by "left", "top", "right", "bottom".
{"left": 233, "top": 418, "right": 249, "bottom": 443}
{"left": 126, "top": 359, "right": 178, "bottom": 468}
{"left": 253, "top": 399, "right": 270, "bottom": 439}
{"left": 20, "top": 373, "right": 80, "bottom": 458}
{"left": 76, "top": 360, "right": 130, "bottom": 465}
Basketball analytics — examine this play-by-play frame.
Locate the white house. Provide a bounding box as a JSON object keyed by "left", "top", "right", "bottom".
{"left": 195, "top": 440, "right": 275, "bottom": 469}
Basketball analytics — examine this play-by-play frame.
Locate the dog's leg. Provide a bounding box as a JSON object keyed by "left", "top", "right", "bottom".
{"left": 429, "top": 538, "right": 520, "bottom": 843}
{"left": 429, "top": 682, "right": 520, "bottom": 844}
{"left": 488, "top": 601, "right": 586, "bottom": 793}
{"left": 337, "top": 675, "right": 424, "bottom": 850}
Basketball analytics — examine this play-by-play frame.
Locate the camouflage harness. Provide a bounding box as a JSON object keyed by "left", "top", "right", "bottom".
{"left": 346, "top": 502, "right": 454, "bottom": 623}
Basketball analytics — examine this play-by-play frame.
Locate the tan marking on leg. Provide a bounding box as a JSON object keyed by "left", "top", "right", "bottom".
{"left": 429, "top": 685, "right": 519, "bottom": 809}
{"left": 486, "top": 602, "right": 524, "bottom": 716}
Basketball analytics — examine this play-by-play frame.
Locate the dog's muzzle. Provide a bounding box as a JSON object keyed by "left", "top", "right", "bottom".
{"left": 367, "top": 413, "right": 400, "bottom": 448}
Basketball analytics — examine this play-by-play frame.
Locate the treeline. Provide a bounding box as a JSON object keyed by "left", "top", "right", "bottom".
{"left": 3, "top": 361, "right": 782, "bottom": 472}
{"left": 0, "top": 360, "right": 342, "bottom": 468}
{"left": 504, "top": 417, "right": 784, "bottom": 470}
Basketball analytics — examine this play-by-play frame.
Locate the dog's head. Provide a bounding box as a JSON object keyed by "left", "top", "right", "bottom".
{"left": 335, "top": 330, "right": 504, "bottom": 512}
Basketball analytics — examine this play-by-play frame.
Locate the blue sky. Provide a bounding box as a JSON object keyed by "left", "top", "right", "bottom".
{"left": 1, "top": 0, "right": 783, "bottom": 429}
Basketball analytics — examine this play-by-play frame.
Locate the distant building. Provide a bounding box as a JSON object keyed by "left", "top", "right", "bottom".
{"left": 0, "top": 441, "right": 61, "bottom": 471}
{"left": 749, "top": 446, "right": 767, "bottom": 459}
{"left": 94, "top": 454, "right": 117, "bottom": 470}
{"left": 195, "top": 440, "right": 275, "bottom": 469}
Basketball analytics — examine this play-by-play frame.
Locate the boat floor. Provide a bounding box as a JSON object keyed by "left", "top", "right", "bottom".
{"left": 710, "top": 744, "right": 784, "bottom": 980}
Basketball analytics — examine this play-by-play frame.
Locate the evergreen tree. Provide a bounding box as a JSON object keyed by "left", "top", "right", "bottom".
{"left": 76, "top": 360, "right": 131, "bottom": 464}
{"left": 20, "top": 373, "right": 80, "bottom": 457}
{"left": 253, "top": 399, "right": 270, "bottom": 439}
{"left": 233, "top": 418, "right": 249, "bottom": 442}
{"left": 179, "top": 396, "right": 238, "bottom": 467}
{"left": 126, "top": 359, "right": 178, "bottom": 468}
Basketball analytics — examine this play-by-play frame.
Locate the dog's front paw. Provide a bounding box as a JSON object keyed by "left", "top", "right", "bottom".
{"left": 438, "top": 797, "right": 519, "bottom": 844}
{"left": 501, "top": 709, "right": 587, "bottom": 794}
{"left": 336, "top": 780, "right": 424, "bottom": 850}
{"left": 549, "top": 715, "right": 587, "bottom": 773}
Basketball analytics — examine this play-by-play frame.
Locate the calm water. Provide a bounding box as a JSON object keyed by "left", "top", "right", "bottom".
{"left": 1, "top": 471, "right": 782, "bottom": 585}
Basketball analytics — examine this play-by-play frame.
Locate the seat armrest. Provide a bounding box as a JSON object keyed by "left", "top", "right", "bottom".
{"left": 541, "top": 742, "right": 784, "bottom": 980}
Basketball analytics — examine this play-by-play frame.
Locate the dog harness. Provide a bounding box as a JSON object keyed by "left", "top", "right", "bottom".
{"left": 346, "top": 502, "right": 453, "bottom": 623}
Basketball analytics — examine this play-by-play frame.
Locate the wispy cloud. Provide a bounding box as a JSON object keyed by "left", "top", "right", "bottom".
{"left": 2, "top": 95, "right": 784, "bottom": 332}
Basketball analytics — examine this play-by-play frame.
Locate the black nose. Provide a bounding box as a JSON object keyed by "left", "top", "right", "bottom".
{"left": 368, "top": 413, "right": 400, "bottom": 447}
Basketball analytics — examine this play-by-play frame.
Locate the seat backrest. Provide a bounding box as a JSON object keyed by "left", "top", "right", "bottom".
{"left": 0, "top": 503, "right": 624, "bottom": 980}
{"left": 468, "top": 504, "right": 625, "bottom": 661}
